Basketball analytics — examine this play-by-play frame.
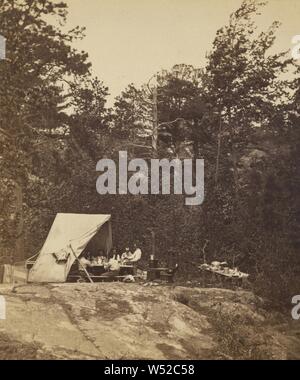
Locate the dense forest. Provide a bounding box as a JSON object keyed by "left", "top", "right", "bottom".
{"left": 0, "top": 0, "right": 299, "bottom": 308}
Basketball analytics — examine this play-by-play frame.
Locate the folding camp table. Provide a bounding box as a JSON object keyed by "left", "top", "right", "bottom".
{"left": 199, "top": 265, "right": 249, "bottom": 288}
{"left": 67, "top": 264, "right": 137, "bottom": 283}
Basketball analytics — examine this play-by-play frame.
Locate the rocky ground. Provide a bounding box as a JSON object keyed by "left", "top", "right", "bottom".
{"left": 0, "top": 283, "right": 299, "bottom": 360}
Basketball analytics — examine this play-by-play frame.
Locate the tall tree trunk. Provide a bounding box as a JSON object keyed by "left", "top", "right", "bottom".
{"left": 152, "top": 87, "right": 158, "bottom": 157}
{"left": 215, "top": 111, "right": 222, "bottom": 185}
{"left": 13, "top": 180, "right": 24, "bottom": 263}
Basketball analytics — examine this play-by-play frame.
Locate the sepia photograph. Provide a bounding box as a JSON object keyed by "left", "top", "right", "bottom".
{"left": 0, "top": 0, "right": 300, "bottom": 364}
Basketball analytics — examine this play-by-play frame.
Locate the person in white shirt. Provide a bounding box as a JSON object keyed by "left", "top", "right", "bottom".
{"left": 121, "top": 247, "right": 133, "bottom": 262}
{"left": 102, "top": 256, "right": 121, "bottom": 277}
{"left": 124, "top": 243, "right": 142, "bottom": 263}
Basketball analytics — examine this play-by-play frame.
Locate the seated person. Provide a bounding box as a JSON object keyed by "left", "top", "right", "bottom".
{"left": 102, "top": 256, "right": 121, "bottom": 277}
{"left": 95, "top": 256, "right": 102, "bottom": 265}
{"left": 123, "top": 243, "right": 142, "bottom": 264}
{"left": 121, "top": 247, "right": 133, "bottom": 262}
{"left": 93, "top": 249, "right": 107, "bottom": 265}
{"left": 111, "top": 248, "right": 121, "bottom": 262}
{"left": 91, "top": 256, "right": 99, "bottom": 266}
{"left": 99, "top": 256, "right": 107, "bottom": 265}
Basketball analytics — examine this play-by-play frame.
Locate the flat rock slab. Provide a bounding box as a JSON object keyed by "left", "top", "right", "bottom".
{"left": 0, "top": 283, "right": 298, "bottom": 359}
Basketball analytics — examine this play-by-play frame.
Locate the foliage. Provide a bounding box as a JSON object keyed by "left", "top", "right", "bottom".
{"left": 0, "top": 0, "right": 299, "bottom": 309}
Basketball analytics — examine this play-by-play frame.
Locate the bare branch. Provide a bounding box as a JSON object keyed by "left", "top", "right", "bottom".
{"left": 158, "top": 118, "right": 186, "bottom": 127}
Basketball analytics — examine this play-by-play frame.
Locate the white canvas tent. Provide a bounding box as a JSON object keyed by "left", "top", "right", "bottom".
{"left": 28, "top": 213, "right": 112, "bottom": 283}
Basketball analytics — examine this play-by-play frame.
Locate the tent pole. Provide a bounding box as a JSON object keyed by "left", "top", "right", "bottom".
{"left": 151, "top": 230, "right": 155, "bottom": 258}
{"left": 69, "top": 244, "right": 94, "bottom": 283}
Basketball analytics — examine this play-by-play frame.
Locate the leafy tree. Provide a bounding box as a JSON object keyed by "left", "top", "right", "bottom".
{"left": 0, "top": 0, "right": 91, "bottom": 261}
{"left": 205, "top": 0, "right": 291, "bottom": 185}
{"left": 112, "top": 84, "right": 146, "bottom": 140}
{"left": 112, "top": 65, "right": 210, "bottom": 158}
{"left": 70, "top": 77, "right": 110, "bottom": 160}
{"left": 197, "top": 0, "right": 300, "bottom": 304}
{"left": 156, "top": 64, "right": 208, "bottom": 158}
